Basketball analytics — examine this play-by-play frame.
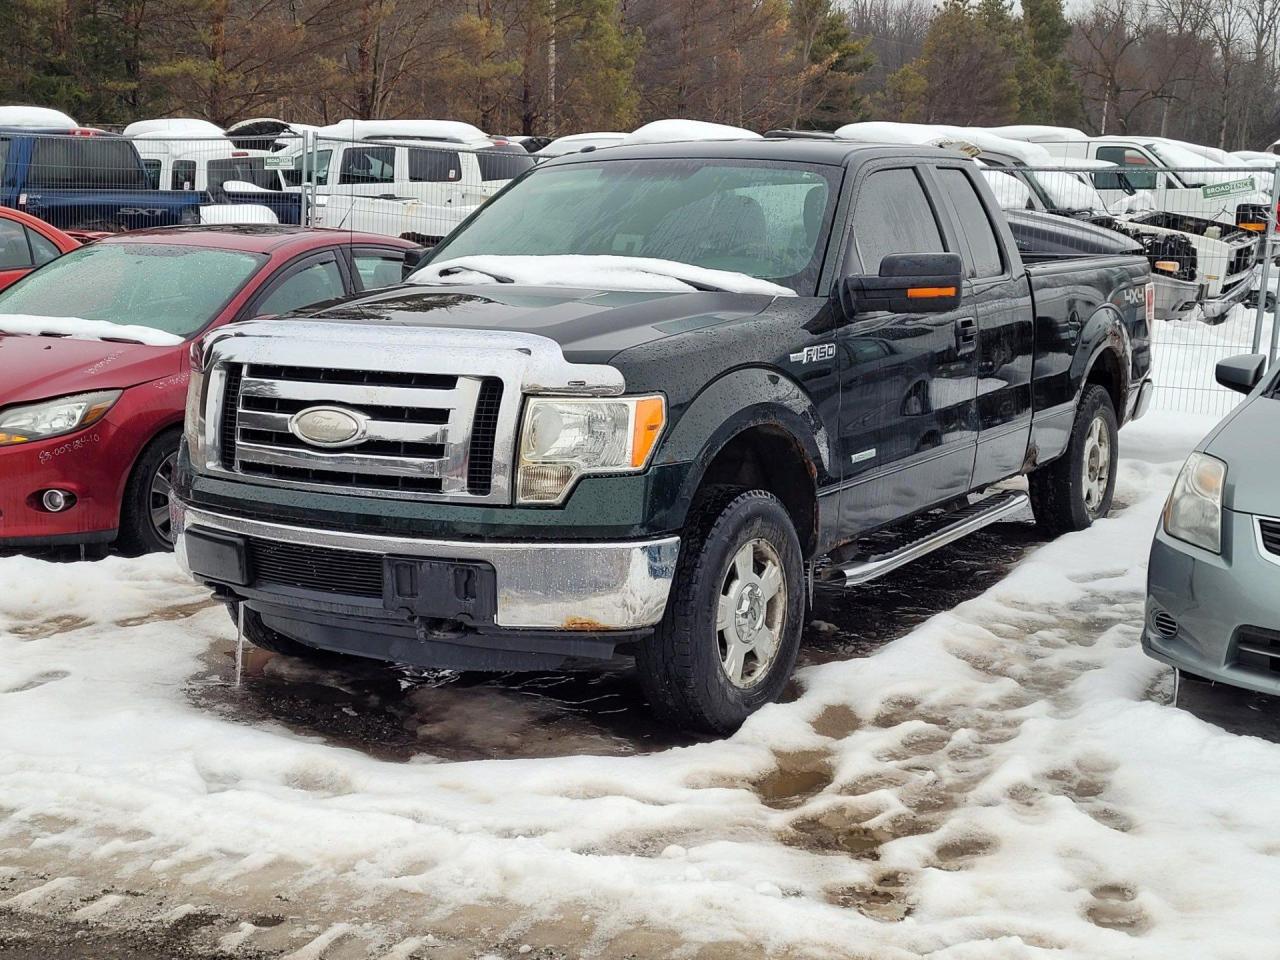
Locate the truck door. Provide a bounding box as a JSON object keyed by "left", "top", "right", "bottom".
{"left": 406, "top": 147, "right": 465, "bottom": 239}
{"left": 929, "top": 165, "right": 1034, "bottom": 487}
{"left": 836, "top": 164, "right": 979, "bottom": 537}
{"left": 1091, "top": 145, "right": 1163, "bottom": 211}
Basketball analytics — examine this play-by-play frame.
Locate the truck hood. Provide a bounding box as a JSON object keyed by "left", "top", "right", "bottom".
{"left": 1203, "top": 393, "right": 1280, "bottom": 516}
{"left": 0, "top": 333, "right": 181, "bottom": 405}
{"left": 307, "top": 285, "right": 778, "bottom": 364}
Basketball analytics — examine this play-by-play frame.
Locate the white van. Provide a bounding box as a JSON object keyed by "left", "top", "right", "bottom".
{"left": 275, "top": 120, "right": 534, "bottom": 242}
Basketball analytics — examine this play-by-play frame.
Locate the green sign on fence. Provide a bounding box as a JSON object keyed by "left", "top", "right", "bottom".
{"left": 1201, "top": 177, "right": 1255, "bottom": 200}
{"left": 263, "top": 155, "right": 292, "bottom": 170}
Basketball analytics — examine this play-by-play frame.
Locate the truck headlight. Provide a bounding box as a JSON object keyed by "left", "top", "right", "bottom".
{"left": 183, "top": 340, "right": 208, "bottom": 463}
{"left": 0, "top": 390, "right": 120, "bottom": 446}
{"left": 1164, "top": 452, "right": 1226, "bottom": 553}
{"left": 516, "top": 395, "right": 666, "bottom": 503}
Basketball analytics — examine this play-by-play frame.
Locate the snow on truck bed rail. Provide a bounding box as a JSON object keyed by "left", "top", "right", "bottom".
{"left": 410, "top": 255, "right": 797, "bottom": 297}
{"left": 0, "top": 314, "right": 183, "bottom": 346}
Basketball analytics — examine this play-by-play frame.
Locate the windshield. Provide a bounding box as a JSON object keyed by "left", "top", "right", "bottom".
{"left": 429, "top": 159, "right": 841, "bottom": 295}
{"left": 1147, "top": 143, "right": 1232, "bottom": 186}
{"left": 0, "top": 243, "right": 265, "bottom": 339}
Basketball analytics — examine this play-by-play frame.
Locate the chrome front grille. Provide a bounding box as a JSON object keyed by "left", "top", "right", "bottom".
{"left": 218, "top": 362, "right": 502, "bottom": 501}
{"left": 194, "top": 321, "right": 628, "bottom": 507}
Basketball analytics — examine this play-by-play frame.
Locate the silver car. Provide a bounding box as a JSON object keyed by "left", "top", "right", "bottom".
{"left": 1144, "top": 353, "right": 1280, "bottom": 693}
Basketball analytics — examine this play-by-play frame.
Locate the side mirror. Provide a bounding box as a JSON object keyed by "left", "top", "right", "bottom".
{"left": 1215, "top": 353, "right": 1267, "bottom": 394}
{"left": 841, "top": 252, "right": 964, "bottom": 318}
{"left": 402, "top": 246, "right": 429, "bottom": 279}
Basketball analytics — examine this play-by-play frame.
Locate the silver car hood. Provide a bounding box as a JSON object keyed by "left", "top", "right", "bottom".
{"left": 1202, "top": 393, "right": 1280, "bottom": 515}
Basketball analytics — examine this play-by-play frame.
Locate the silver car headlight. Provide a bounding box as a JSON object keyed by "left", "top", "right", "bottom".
{"left": 517, "top": 395, "right": 666, "bottom": 504}
{"left": 1164, "top": 452, "right": 1226, "bottom": 553}
{"left": 0, "top": 390, "right": 121, "bottom": 446}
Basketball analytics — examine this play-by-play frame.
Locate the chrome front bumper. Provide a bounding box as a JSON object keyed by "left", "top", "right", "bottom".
{"left": 173, "top": 502, "right": 680, "bottom": 632}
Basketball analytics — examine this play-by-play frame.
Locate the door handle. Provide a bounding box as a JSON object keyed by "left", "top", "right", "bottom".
{"left": 956, "top": 317, "right": 977, "bottom": 355}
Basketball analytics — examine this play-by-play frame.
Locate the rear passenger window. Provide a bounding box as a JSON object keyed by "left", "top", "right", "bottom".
{"left": 353, "top": 252, "right": 406, "bottom": 289}
{"left": 937, "top": 168, "right": 1004, "bottom": 278}
{"left": 408, "top": 149, "right": 461, "bottom": 183}
{"left": 340, "top": 146, "right": 395, "bottom": 185}
{"left": 172, "top": 160, "right": 196, "bottom": 190}
{"left": 26, "top": 228, "right": 60, "bottom": 265}
{"left": 0, "top": 220, "right": 32, "bottom": 269}
{"left": 850, "top": 168, "right": 945, "bottom": 275}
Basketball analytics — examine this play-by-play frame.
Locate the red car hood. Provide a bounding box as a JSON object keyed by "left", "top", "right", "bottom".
{"left": 0, "top": 333, "right": 182, "bottom": 405}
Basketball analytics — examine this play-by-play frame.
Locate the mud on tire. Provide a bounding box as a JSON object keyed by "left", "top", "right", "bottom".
{"left": 636, "top": 486, "right": 805, "bottom": 735}
{"left": 1028, "top": 384, "right": 1119, "bottom": 536}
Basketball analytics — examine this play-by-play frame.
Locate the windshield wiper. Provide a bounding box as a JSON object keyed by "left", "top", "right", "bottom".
{"left": 670, "top": 276, "right": 731, "bottom": 292}
{"left": 438, "top": 265, "right": 514, "bottom": 283}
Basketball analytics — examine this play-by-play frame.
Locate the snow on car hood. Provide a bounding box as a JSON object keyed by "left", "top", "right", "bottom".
{"left": 409, "top": 256, "right": 796, "bottom": 297}
{"left": 0, "top": 314, "right": 183, "bottom": 347}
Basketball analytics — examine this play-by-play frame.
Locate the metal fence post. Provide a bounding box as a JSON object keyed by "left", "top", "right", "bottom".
{"left": 300, "top": 130, "right": 313, "bottom": 227}
{"left": 1252, "top": 169, "right": 1280, "bottom": 356}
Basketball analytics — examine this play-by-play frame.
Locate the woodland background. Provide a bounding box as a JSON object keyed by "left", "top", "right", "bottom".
{"left": 2, "top": 0, "right": 1277, "bottom": 149}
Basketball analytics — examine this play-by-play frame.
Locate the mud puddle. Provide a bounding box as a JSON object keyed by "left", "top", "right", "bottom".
{"left": 190, "top": 519, "right": 1042, "bottom": 763}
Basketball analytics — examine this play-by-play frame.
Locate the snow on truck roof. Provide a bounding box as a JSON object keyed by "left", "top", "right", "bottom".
{"left": 623, "top": 120, "right": 762, "bottom": 145}
{"left": 0, "top": 105, "right": 78, "bottom": 128}
{"left": 987, "top": 125, "right": 1090, "bottom": 143}
{"left": 314, "top": 119, "right": 492, "bottom": 145}
{"left": 123, "top": 118, "right": 225, "bottom": 138}
{"left": 536, "top": 132, "right": 628, "bottom": 157}
{"left": 833, "top": 122, "right": 1054, "bottom": 165}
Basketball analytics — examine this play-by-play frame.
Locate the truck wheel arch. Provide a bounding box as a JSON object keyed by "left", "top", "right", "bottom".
{"left": 658, "top": 369, "right": 831, "bottom": 557}
{"left": 1076, "top": 304, "right": 1133, "bottom": 417}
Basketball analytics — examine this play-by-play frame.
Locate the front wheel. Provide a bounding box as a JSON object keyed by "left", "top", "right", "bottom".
{"left": 116, "top": 430, "right": 181, "bottom": 555}
{"left": 1028, "top": 384, "right": 1118, "bottom": 536}
{"left": 636, "top": 488, "right": 805, "bottom": 734}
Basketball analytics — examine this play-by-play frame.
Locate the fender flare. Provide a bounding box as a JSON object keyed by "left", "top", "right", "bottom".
{"left": 657, "top": 367, "right": 832, "bottom": 523}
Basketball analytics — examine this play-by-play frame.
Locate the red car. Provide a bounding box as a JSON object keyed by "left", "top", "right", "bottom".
{"left": 0, "top": 207, "right": 83, "bottom": 291}
{"left": 0, "top": 226, "right": 419, "bottom": 552}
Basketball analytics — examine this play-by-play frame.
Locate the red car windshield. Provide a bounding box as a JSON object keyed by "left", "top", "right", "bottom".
{"left": 0, "top": 243, "right": 265, "bottom": 339}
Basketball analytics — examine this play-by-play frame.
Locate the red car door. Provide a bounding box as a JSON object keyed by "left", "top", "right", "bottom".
{"left": 0, "top": 208, "right": 81, "bottom": 291}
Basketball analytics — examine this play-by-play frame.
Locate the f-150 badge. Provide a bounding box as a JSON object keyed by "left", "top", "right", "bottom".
{"left": 790, "top": 343, "right": 835, "bottom": 364}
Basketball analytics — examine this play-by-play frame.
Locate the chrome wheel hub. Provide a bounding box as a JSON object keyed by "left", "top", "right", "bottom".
{"left": 1081, "top": 415, "right": 1111, "bottom": 515}
{"left": 150, "top": 452, "right": 178, "bottom": 544}
{"left": 716, "top": 539, "right": 786, "bottom": 688}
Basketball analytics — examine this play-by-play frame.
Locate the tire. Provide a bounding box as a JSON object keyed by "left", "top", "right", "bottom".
{"left": 636, "top": 487, "right": 805, "bottom": 735}
{"left": 1028, "top": 384, "right": 1118, "bottom": 536}
{"left": 229, "top": 605, "right": 326, "bottom": 659}
{"left": 116, "top": 429, "right": 181, "bottom": 555}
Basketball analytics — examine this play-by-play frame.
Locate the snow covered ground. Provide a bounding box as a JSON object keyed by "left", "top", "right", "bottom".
{"left": 1, "top": 411, "right": 1276, "bottom": 959}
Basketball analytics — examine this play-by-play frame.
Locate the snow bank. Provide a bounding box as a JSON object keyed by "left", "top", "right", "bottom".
{"left": 410, "top": 255, "right": 796, "bottom": 296}
{"left": 0, "top": 314, "right": 182, "bottom": 346}
{"left": 4, "top": 415, "right": 1280, "bottom": 957}
{"left": 624, "top": 119, "right": 761, "bottom": 145}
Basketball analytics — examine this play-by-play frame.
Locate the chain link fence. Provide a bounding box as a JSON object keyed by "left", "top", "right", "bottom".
{"left": 1014, "top": 163, "right": 1278, "bottom": 417}
{"left": 0, "top": 129, "right": 1275, "bottom": 420}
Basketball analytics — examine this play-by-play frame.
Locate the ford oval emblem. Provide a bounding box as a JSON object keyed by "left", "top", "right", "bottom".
{"left": 288, "top": 406, "right": 368, "bottom": 448}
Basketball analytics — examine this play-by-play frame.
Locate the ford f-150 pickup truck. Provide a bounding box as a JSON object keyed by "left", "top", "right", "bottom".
{"left": 174, "top": 138, "right": 1154, "bottom": 733}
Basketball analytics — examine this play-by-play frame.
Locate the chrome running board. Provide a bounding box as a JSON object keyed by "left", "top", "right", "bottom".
{"left": 822, "top": 490, "right": 1030, "bottom": 587}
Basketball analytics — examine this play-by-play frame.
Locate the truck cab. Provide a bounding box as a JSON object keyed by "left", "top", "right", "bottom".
{"left": 175, "top": 138, "right": 1152, "bottom": 734}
